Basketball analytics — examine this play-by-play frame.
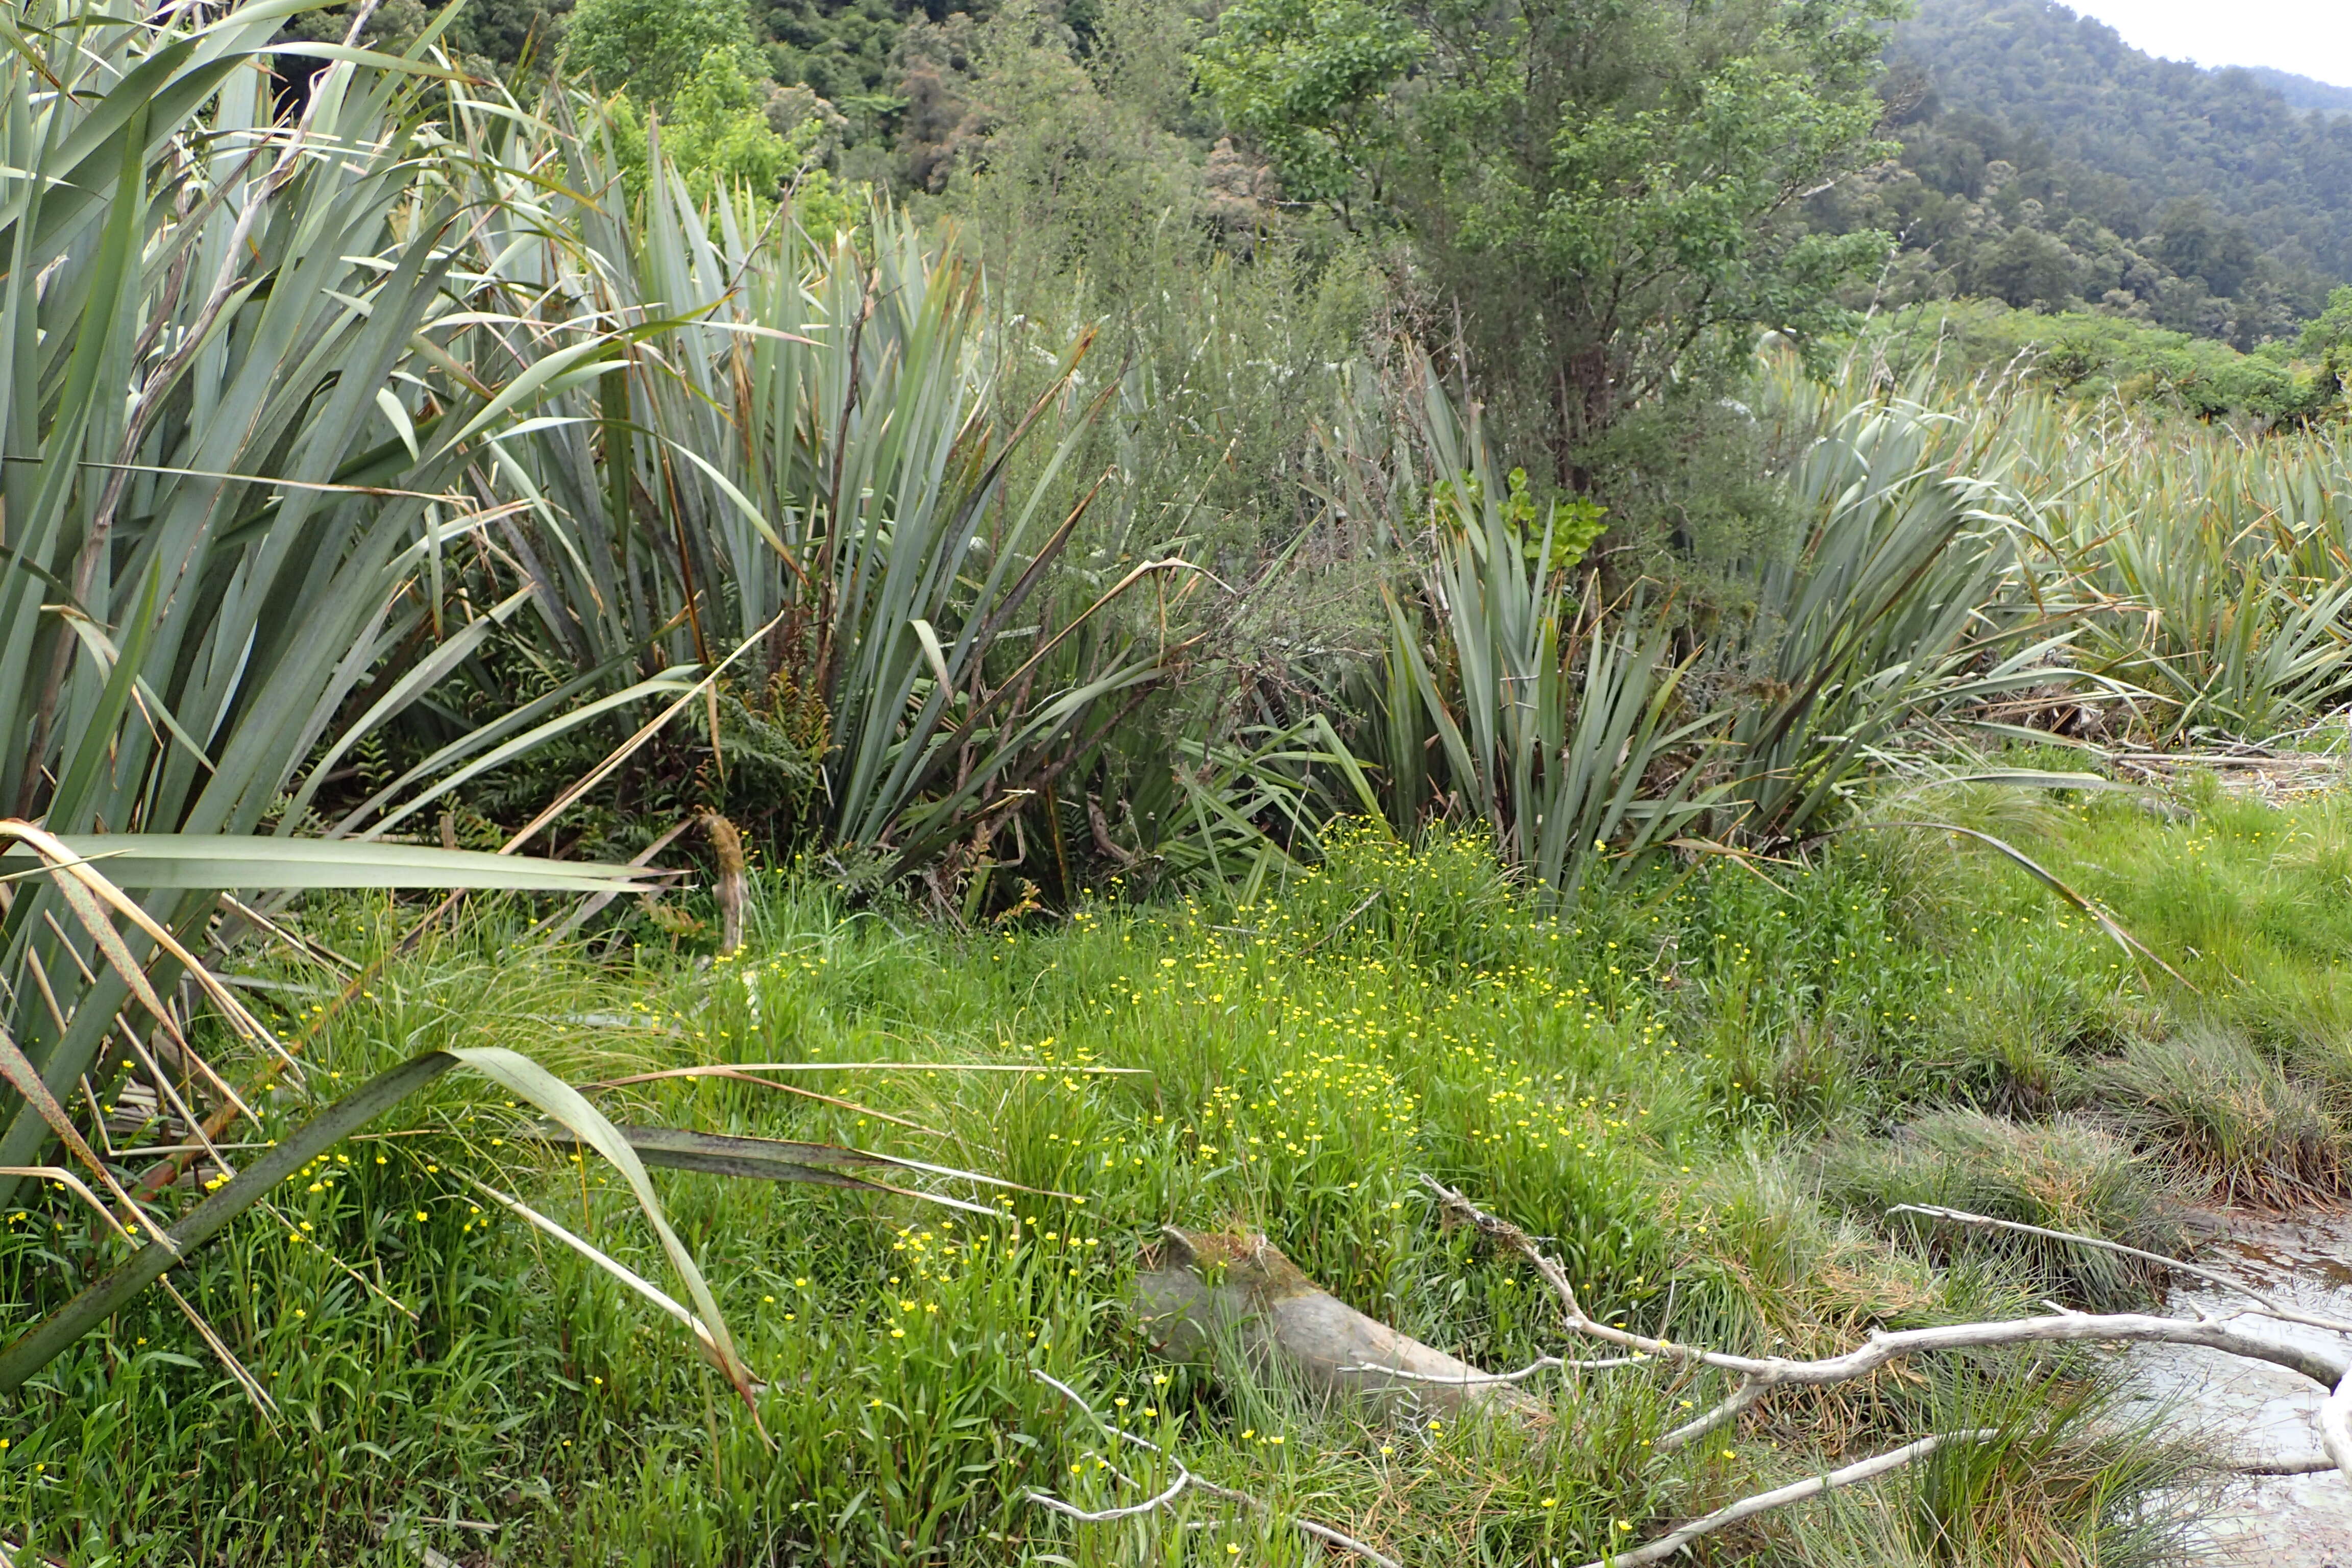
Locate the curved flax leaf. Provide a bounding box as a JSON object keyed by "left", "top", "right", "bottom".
{"left": 0, "top": 1046, "right": 755, "bottom": 1405}
{"left": 0, "top": 835, "right": 664, "bottom": 892}
{"left": 534, "top": 1122, "right": 1077, "bottom": 1209}
{"left": 1843, "top": 819, "right": 2196, "bottom": 990}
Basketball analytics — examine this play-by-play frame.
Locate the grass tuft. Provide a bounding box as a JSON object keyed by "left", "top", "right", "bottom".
{"left": 1823, "top": 1111, "right": 2190, "bottom": 1309}
{"left": 2084, "top": 1027, "right": 2346, "bottom": 1208}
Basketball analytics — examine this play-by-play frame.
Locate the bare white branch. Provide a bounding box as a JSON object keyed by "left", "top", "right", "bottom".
{"left": 1420, "top": 1175, "right": 2352, "bottom": 1489}
{"left": 1889, "top": 1203, "right": 2352, "bottom": 1337}
{"left": 1023, "top": 1368, "right": 1402, "bottom": 1568}
{"left": 1333, "top": 1353, "right": 1643, "bottom": 1385}
{"left": 1571, "top": 1430, "right": 1999, "bottom": 1568}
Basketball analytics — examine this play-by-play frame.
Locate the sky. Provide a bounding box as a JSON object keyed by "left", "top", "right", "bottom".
{"left": 2064, "top": 0, "right": 2352, "bottom": 88}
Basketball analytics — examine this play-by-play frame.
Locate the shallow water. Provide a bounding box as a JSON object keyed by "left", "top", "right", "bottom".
{"left": 2121, "top": 1211, "right": 2352, "bottom": 1566}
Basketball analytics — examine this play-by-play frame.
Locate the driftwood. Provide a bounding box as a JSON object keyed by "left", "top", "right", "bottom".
{"left": 1425, "top": 1178, "right": 2352, "bottom": 1478}
{"left": 1133, "top": 1227, "right": 1551, "bottom": 1421}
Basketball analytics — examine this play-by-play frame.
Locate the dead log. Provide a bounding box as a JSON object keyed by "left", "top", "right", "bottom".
{"left": 1132, "top": 1227, "right": 1548, "bottom": 1420}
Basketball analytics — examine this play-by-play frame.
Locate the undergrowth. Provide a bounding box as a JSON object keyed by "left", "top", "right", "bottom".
{"left": 10, "top": 782, "right": 2350, "bottom": 1563}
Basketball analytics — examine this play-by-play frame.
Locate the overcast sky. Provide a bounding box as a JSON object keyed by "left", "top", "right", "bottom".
{"left": 2063, "top": 0, "right": 2352, "bottom": 87}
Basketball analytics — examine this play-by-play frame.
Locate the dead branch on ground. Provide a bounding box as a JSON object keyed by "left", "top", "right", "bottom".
{"left": 1022, "top": 1368, "right": 1402, "bottom": 1568}
{"left": 1566, "top": 1429, "right": 1999, "bottom": 1568}
{"left": 1421, "top": 1174, "right": 2352, "bottom": 1548}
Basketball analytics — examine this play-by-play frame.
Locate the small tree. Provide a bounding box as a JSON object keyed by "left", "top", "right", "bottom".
{"left": 567, "top": 0, "right": 760, "bottom": 102}
{"left": 1192, "top": 0, "right": 1424, "bottom": 221}
{"left": 606, "top": 51, "right": 860, "bottom": 232}
{"left": 1201, "top": 0, "right": 1900, "bottom": 486}
{"left": 2303, "top": 284, "right": 2352, "bottom": 396}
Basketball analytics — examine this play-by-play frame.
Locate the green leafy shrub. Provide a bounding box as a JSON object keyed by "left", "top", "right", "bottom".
{"left": 566, "top": 0, "right": 761, "bottom": 100}
{"left": 604, "top": 48, "right": 864, "bottom": 223}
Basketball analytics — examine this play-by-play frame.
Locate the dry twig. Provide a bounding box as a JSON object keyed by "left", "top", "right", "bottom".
{"left": 1569, "top": 1429, "right": 1999, "bottom": 1568}
{"left": 1023, "top": 1369, "right": 1402, "bottom": 1568}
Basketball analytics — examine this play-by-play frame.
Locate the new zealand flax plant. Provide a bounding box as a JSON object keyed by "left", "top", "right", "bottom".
{"left": 0, "top": 0, "right": 1011, "bottom": 1403}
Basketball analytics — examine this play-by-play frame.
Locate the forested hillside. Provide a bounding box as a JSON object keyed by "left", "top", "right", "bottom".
{"left": 304, "top": 0, "right": 2352, "bottom": 360}
{"left": 2240, "top": 65, "right": 2352, "bottom": 117}
{"left": 1830, "top": 0, "right": 2352, "bottom": 344}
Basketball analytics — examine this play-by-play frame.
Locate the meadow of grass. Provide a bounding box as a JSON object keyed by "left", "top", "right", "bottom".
{"left": 12, "top": 787, "right": 2348, "bottom": 1564}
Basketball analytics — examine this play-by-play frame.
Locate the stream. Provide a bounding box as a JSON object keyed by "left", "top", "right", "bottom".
{"left": 2121, "top": 1211, "right": 2352, "bottom": 1566}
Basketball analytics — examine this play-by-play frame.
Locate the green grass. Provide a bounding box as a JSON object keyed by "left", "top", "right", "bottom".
{"left": 19, "top": 791, "right": 2352, "bottom": 1563}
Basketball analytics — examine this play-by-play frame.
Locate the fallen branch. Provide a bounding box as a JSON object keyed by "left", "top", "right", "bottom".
{"left": 1420, "top": 1176, "right": 2352, "bottom": 1487}
{"left": 1331, "top": 1351, "right": 1644, "bottom": 1384}
{"left": 2322, "top": 1362, "right": 2352, "bottom": 1481}
{"left": 2239, "top": 1455, "right": 2343, "bottom": 1476}
{"left": 1022, "top": 1369, "right": 1401, "bottom": 1568}
{"left": 1888, "top": 1202, "right": 2352, "bottom": 1337}
{"left": 1571, "top": 1429, "right": 1999, "bottom": 1568}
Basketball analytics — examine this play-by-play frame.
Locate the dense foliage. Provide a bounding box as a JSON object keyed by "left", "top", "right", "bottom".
{"left": 9, "top": 3, "right": 2352, "bottom": 1561}
{"left": 21, "top": 798, "right": 2352, "bottom": 1563}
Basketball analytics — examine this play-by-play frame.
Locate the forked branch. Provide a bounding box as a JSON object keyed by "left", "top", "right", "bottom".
{"left": 1419, "top": 1177, "right": 2352, "bottom": 1486}
{"left": 1023, "top": 1369, "right": 1402, "bottom": 1568}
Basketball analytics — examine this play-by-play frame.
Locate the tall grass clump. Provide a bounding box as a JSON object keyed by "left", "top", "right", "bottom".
{"left": 2084, "top": 1027, "right": 2346, "bottom": 1207}
{"left": 1824, "top": 1112, "right": 2189, "bottom": 1309}
{"left": 1784, "top": 1359, "right": 2206, "bottom": 1568}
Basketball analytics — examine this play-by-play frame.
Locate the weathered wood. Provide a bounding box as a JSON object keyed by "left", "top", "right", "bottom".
{"left": 1132, "top": 1228, "right": 1546, "bottom": 1420}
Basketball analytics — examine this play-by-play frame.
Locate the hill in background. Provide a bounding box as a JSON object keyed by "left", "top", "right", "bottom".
{"left": 300, "top": 0, "right": 2352, "bottom": 358}
{"left": 2235, "top": 65, "right": 2352, "bottom": 117}
{"left": 1816, "top": 0, "right": 2352, "bottom": 347}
